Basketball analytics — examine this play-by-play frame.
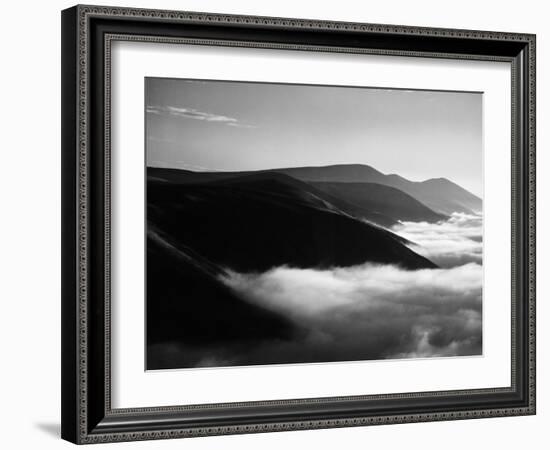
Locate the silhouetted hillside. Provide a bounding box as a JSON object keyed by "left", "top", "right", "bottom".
{"left": 147, "top": 167, "right": 439, "bottom": 227}
{"left": 147, "top": 171, "right": 436, "bottom": 271}
{"left": 147, "top": 229, "right": 297, "bottom": 369}
{"left": 149, "top": 164, "right": 481, "bottom": 215}
{"left": 146, "top": 167, "right": 456, "bottom": 370}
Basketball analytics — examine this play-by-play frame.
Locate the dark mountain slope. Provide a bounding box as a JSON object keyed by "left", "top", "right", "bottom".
{"left": 147, "top": 167, "right": 430, "bottom": 227}
{"left": 147, "top": 169, "right": 438, "bottom": 369}
{"left": 148, "top": 167, "right": 398, "bottom": 226}
{"left": 312, "top": 181, "right": 446, "bottom": 223}
{"left": 147, "top": 171, "right": 436, "bottom": 271}
{"left": 147, "top": 228, "right": 297, "bottom": 369}
{"left": 149, "top": 164, "right": 481, "bottom": 216}
{"left": 212, "top": 171, "right": 400, "bottom": 227}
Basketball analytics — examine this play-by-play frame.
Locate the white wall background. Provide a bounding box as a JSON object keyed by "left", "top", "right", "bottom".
{"left": 0, "top": 0, "right": 545, "bottom": 448}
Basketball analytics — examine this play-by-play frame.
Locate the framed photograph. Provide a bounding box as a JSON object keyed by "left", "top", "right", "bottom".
{"left": 61, "top": 5, "right": 536, "bottom": 444}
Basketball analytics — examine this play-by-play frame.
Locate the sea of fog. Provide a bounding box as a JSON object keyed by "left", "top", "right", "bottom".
{"left": 213, "top": 212, "right": 483, "bottom": 366}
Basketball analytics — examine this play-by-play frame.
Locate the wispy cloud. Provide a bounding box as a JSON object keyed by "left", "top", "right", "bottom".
{"left": 146, "top": 105, "right": 256, "bottom": 128}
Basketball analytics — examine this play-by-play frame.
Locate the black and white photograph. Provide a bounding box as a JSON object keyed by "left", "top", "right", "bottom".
{"left": 145, "top": 78, "right": 483, "bottom": 370}
{"left": 55, "top": 4, "right": 537, "bottom": 445}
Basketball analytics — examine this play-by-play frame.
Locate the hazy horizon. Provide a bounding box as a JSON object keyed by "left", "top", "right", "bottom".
{"left": 146, "top": 78, "right": 483, "bottom": 196}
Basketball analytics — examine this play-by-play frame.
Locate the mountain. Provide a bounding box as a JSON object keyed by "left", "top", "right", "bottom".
{"left": 311, "top": 182, "right": 447, "bottom": 224}
{"left": 146, "top": 167, "right": 441, "bottom": 369}
{"left": 147, "top": 228, "right": 297, "bottom": 369}
{"left": 211, "top": 171, "right": 400, "bottom": 227}
{"left": 150, "top": 164, "right": 481, "bottom": 215}
{"left": 148, "top": 167, "right": 446, "bottom": 226}
{"left": 149, "top": 167, "right": 397, "bottom": 226}
{"left": 390, "top": 176, "right": 482, "bottom": 215}
{"left": 147, "top": 169, "right": 437, "bottom": 272}
{"left": 276, "top": 164, "right": 482, "bottom": 215}
{"left": 277, "top": 164, "right": 389, "bottom": 184}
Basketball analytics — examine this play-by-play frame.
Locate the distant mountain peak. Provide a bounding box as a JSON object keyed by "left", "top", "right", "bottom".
{"left": 423, "top": 177, "right": 452, "bottom": 184}
{"left": 274, "top": 163, "right": 383, "bottom": 174}
{"left": 273, "top": 165, "right": 481, "bottom": 215}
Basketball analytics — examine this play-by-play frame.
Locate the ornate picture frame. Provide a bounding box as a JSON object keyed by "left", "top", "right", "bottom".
{"left": 61, "top": 5, "right": 535, "bottom": 444}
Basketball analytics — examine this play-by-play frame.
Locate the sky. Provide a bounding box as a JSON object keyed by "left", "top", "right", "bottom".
{"left": 145, "top": 78, "right": 483, "bottom": 196}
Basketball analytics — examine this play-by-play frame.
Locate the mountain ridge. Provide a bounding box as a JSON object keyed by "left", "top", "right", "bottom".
{"left": 311, "top": 181, "right": 447, "bottom": 224}
{"left": 147, "top": 167, "right": 448, "bottom": 227}
{"left": 273, "top": 164, "right": 481, "bottom": 215}
{"left": 147, "top": 170, "right": 437, "bottom": 271}
{"left": 148, "top": 163, "right": 481, "bottom": 215}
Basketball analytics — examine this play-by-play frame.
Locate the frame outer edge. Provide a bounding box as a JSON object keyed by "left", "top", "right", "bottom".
{"left": 65, "top": 5, "right": 537, "bottom": 444}
{"left": 76, "top": 3, "right": 534, "bottom": 40}
{"left": 527, "top": 34, "right": 536, "bottom": 414}
{"left": 77, "top": 3, "right": 91, "bottom": 444}
{"left": 61, "top": 5, "right": 80, "bottom": 445}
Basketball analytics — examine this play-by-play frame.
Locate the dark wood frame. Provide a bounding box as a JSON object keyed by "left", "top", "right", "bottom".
{"left": 61, "top": 4, "right": 536, "bottom": 444}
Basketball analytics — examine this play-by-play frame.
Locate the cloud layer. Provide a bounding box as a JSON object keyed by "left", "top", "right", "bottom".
{"left": 392, "top": 212, "right": 482, "bottom": 267}
{"left": 214, "top": 262, "right": 482, "bottom": 364}
{"left": 150, "top": 213, "right": 483, "bottom": 368}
